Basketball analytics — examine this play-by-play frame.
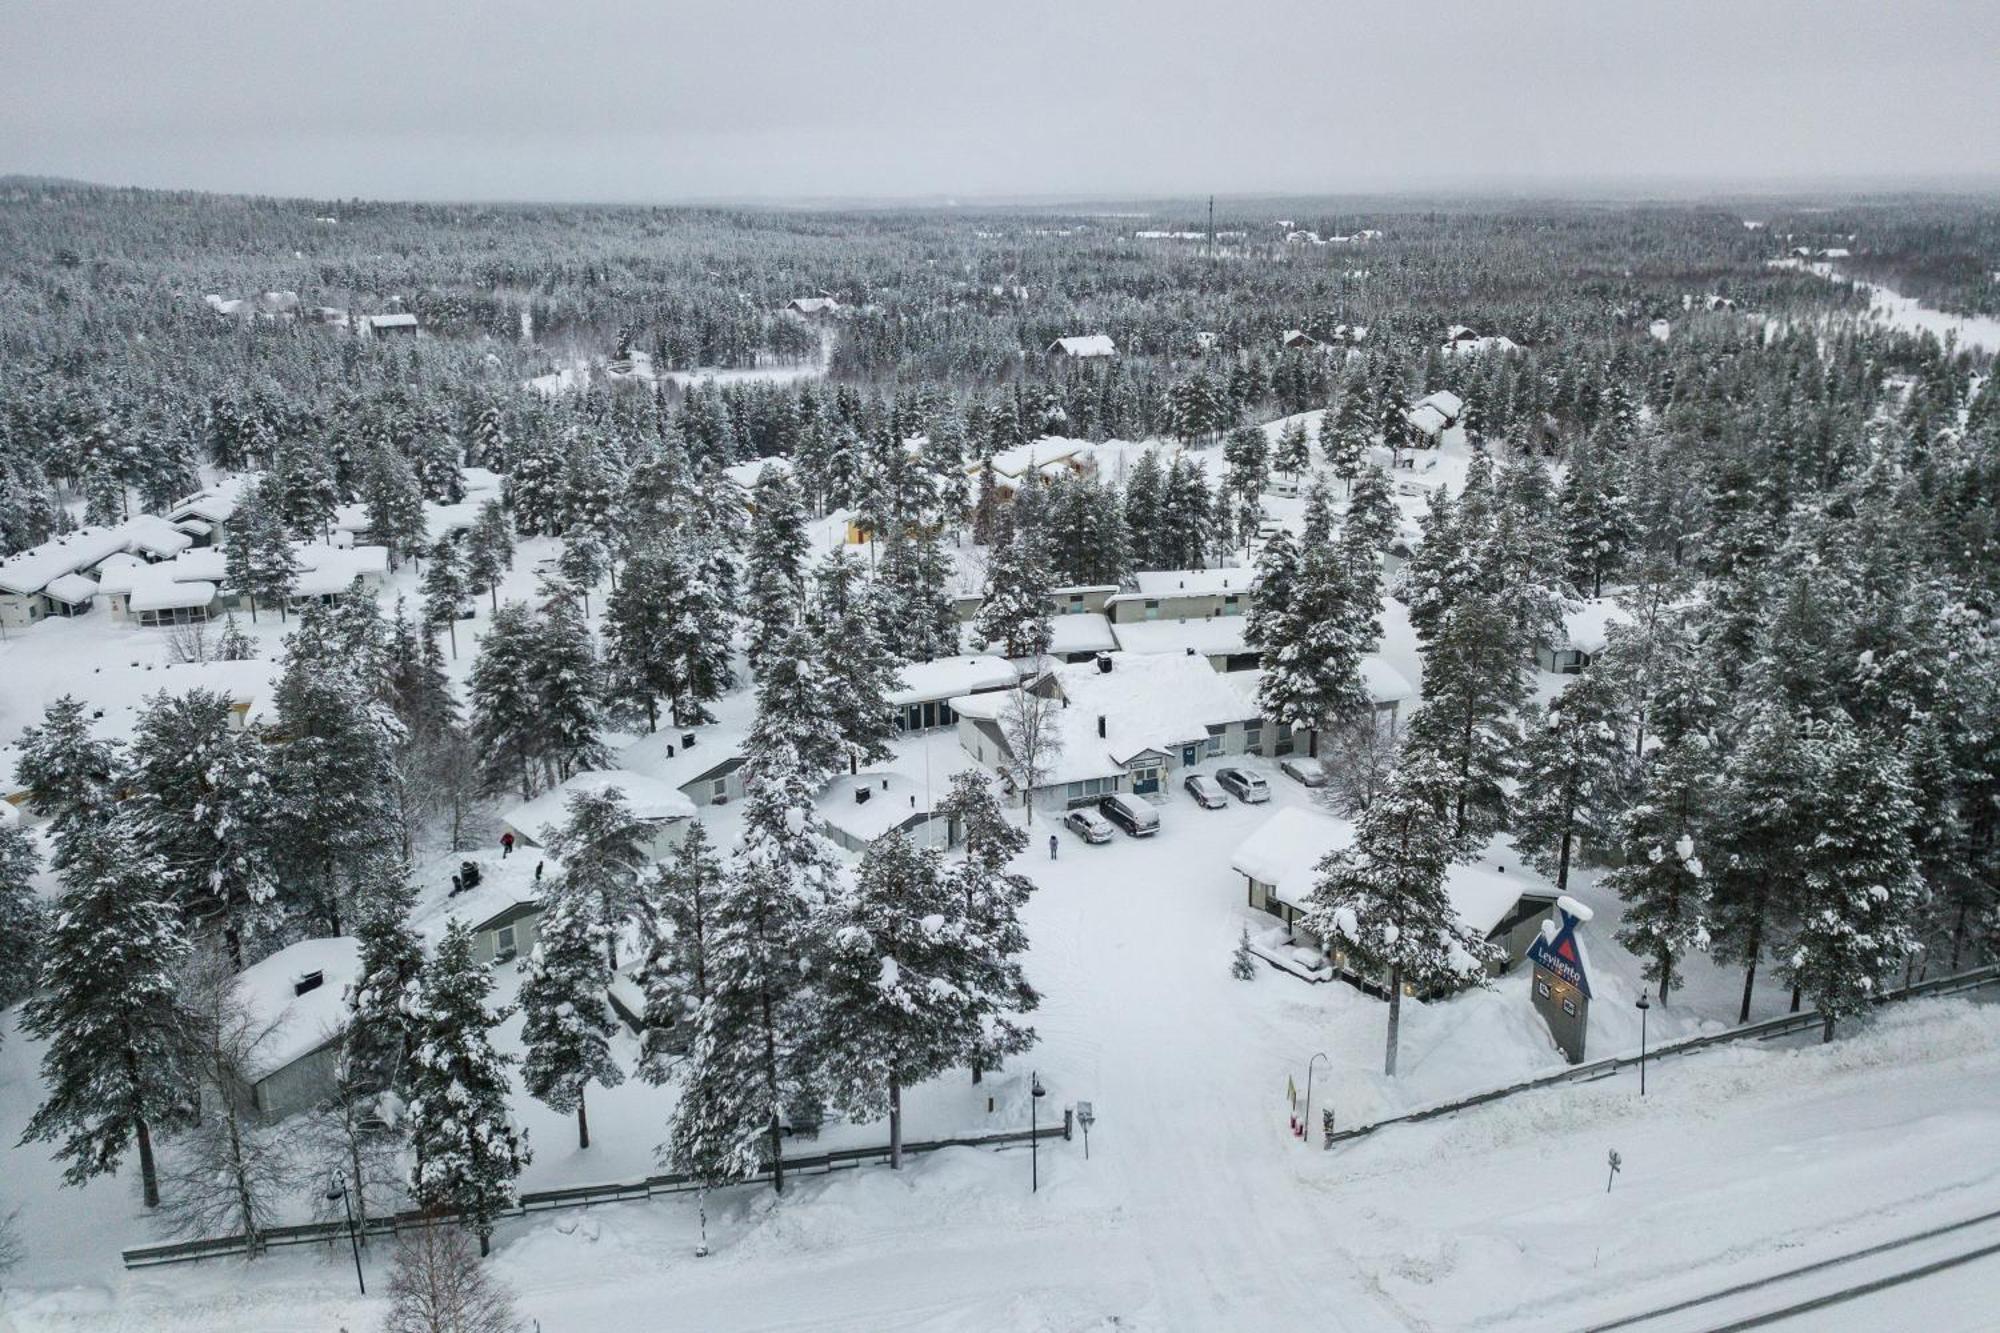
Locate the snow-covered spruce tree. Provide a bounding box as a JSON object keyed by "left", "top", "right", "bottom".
{"left": 269, "top": 607, "right": 405, "bottom": 935}
{"left": 975, "top": 529, "right": 1054, "bottom": 661}
{"left": 1321, "top": 386, "right": 1370, "bottom": 494}
{"left": 159, "top": 954, "right": 297, "bottom": 1256}
{"left": 602, "top": 548, "right": 682, "bottom": 734}
{"left": 809, "top": 549, "right": 898, "bottom": 774}
{"left": 408, "top": 921, "right": 528, "bottom": 1257}
{"left": 464, "top": 499, "right": 514, "bottom": 612}
{"left": 421, "top": 537, "right": 467, "bottom": 658}
{"left": 1510, "top": 667, "right": 1631, "bottom": 895}
{"left": 744, "top": 466, "right": 809, "bottom": 674}
{"left": 468, "top": 602, "right": 544, "bottom": 800}
{"left": 1121, "top": 448, "right": 1167, "bottom": 569}
{"left": 224, "top": 480, "right": 299, "bottom": 622}
{"left": 876, "top": 524, "right": 961, "bottom": 664}
{"left": 362, "top": 445, "right": 428, "bottom": 569}
{"left": 936, "top": 770, "right": 1039, "bottom": 1080}
{"left": 1221, "top": 424, "right": 1270, "bottom": 553}
{"left": 1559, "top": 434, "right": 1631, "bottom": 598}
{"left": 1304, "top": 749, "right": 1499, "bottom": 1076}
{"left": 346, "top": 876, "right": 426, "bottom": 1094}
{"left": 1242, "top": 527, "right": 1296, "bottom": 661}
{"left": 19, "top": 821, "right": 191, "bottom": 1208}
{"left": 1403, "top": 590, "right": 1524, "bottom": 850}
{"left": 668, "top": 666, "right": 843, "bottom": 1194}
{"left": 1276, "top": 417, "right": 1312, "bottom": 485}
{"left": 124, "top": 688, "right": 281, "bottom": 969}
{"left": 519, "top": 892, "right": 623, "bottom": 1151}
{"left": 215, "top": 612, "right": 256, "bottom": 661}
{"left": 1232, "top": 925, "right": 1258, "bottom": 981}
{"left": 526, "top": 583, "right": 607, "bottom": 786}
{"left": 545, "top": 786, "right": 650, "bottom": 969}
{"left": 753, "top": 623, "right": 850, "bottom": 789}
{"left": 13, "top": 695, "right": 119, "bottom": 872}
{"left": 1161, "top": 455, "right": 1217, "bottom": 568}
{"left": 636, "top": 820, "right": 725, "bottom": 1084}
{"left": 818, "top": 832, "right": 982, "bottom": 1168}
{"left": 1708, "top": 696, "right": 1811, "bottom": 1022}
{"left": 0, "top": 820, "right": 46, "bottom": 1022}
{"left": 1341, "top": 465, "right": 1400, "bottom": 565}
{"left": 1785, "top": 714, "right": 1925, "bottom": 1042}
{"left": 1257, "top": 487, "right": 1377, "bottom": 761}
{"left": 1607, "top": 724, "right": 1717, "bottom": 1005}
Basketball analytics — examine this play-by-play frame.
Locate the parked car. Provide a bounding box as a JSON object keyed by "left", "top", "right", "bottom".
{"left": 1063, "top": 807, "right": 1115, "bottom": 844}
{"left": 1183, "top": 772, "right": 1228, "bottom": 809}
{"left": 1279, "top": 757, "right": 1328, "bottom": 788}
{"left": 1097, "top": 792, "right": 1161, "bottom": 837}
{"left": 1214, "top": 767, "right": 1271, "bottom": 804}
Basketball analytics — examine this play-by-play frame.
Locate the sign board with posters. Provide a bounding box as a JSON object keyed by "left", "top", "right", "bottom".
{"left": 1527, "top": 897, "right": 1595, "bottom": 1063}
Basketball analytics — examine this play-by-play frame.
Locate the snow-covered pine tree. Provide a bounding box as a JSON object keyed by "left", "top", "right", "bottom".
{"left": 1232, "top": 925, "right": 1258, "bottom": 981}
{"left": 636, "top": 820, "right": 724, "bottom": 1083}
{"left": 809, "top": 549, "right": 898, "bottom": 774}
{"left": 224, "top": 480, "right": 299, "bottom": 622}
{"left": 0, "top": 819, "right": 46, "bottom": 1020}
{"left": 1243, "top": 528, "right": 1297, "bottom": 660}
{"left": 935, "top": 771, "right": 1038, "bottom": 1080}
{"left": 124, "top": 688, "right": 281, "bottom": 968}
{"left": 12, "top": 695, "right": 119, "bottom": 872}
{"left": 818, "top": 832, "right": 982, "bottom": 1167}
{"left": 1785, "top": 713, "right": 1925, "bottom": 1041}
{"left": 1276, "top": 417, "right": 1312, "bottom": 485}
{"left": 421, "top": 537, "right": 467, "bottom": 658}
{"left": 362, "top": 445, "right": 428, "bottom": 569}
{"left": 1607, "top": 718, "right": 1717, "bottom": 1003}
{"left": 346, "top": 878, "right": 426, "bottom": 1094}
{"left": 1403, "top": 588, "right": 1524, "bottom": 849}
{"left": 545, "top": 786, "right": 650, "bottom": 969}
{"left": 1257, "top": 484, "right": 1377, "bottom": 761}
{"left": 1322, "top": 386, "right": 1370, "bottom": 494}
{"left": 1708, "top": 698, "right": 1811, "bottom": 1021}
{"left": 1510, "top": 667, "right": 1631, "bottom": 894}
{"left": 602, "top": 549, "right": 681, "bottom": 734}
{"left": 408, "top": 920, "right": 529, "bottom": 1256}
{"left": 744, "top": 466, "right": 809, "bottom": 674}
{"left": 1121, "top": 448, "right": 1167, "bottom": 570}
{"left": 1302, "top": 751, "right": 1499, "bottom": 1076}
{"left": 468, "top": 603, "right": 544, "bottom": 800}
{"left": 1559, "top": 434, "right": 1631, "bottom": 598}
{"left": 875, "top": 524, "right": 960, "bottom": 664}
{"left": 215, "top": 612, "right": 257, "bottom": 661}
{"left": 527, "top": 586, "right": 607, "bottom": 786}
{"left": 518, "top": 891, "right": 623, "bottom": 1150}
{"left": 464, "top": 499, "right": 514, "bottom": 612}
{"left": 20, "top": 821, "right": 191, "bottom": 1207}
{"left": 1341, "top": 464, "right": 1399, "bottom": 566}
{"left": 974, "top": 529, "right": 1054, "bottom": 661}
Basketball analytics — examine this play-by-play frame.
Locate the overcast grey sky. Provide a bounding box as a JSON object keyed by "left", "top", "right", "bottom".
{"left": 3, "top": 1, "right": 1996, "bottom": 203}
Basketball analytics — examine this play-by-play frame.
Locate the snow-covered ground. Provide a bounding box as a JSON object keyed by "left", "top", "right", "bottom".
{"left": 1769, "top": 258, "right": 2000, "bottom": 355}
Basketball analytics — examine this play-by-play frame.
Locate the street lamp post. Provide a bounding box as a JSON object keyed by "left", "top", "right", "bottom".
{"left": 326, "top": 1174, "right": 365, "bottom": 1296}
{"left": 1302, "top": 1052, "right": 1330, "bottom": 1146}
{"left": 1635, "top": 989, "right": 1651, "bottom": 1097}
{"left": 1030, "top": 1072, "right": 1047, "bottom": 1193}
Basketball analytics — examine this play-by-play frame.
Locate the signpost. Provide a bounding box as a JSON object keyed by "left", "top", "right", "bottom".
{"left": 1527, "top": 896, "right": 1595, "bottom": 1064}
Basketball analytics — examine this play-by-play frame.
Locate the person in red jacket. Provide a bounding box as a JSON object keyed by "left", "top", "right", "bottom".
{"left": 501, "top": 831, "right": 515, "bottom": 858}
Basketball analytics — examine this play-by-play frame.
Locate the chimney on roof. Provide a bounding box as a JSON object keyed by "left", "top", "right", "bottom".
{"left": 1097, "top": 715, "right": 1107, "bottom": 738}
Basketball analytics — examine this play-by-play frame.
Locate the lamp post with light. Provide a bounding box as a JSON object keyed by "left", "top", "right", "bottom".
{"left": 1030, "top": 1072, "right": 1047, "bottom": 1192}
{"left": 1635, "top": 989, "right": 1651, "bottom": 1096}
{"left": 326, "top": 1173, "right": 365, "bottom": 1295}
{"left": 1302, "top": 1052, "right": 1330, "bottom": 1145}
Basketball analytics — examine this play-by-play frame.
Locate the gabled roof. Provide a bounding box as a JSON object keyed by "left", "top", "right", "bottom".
{"left": 1048, "top": 334, "right": 1116, "bottom": 358}
{"left": 234, "top": 937, "right": 361, "bottom": 1081}
{"left": 501, "top": 768, "right": 697, "bottom": 844}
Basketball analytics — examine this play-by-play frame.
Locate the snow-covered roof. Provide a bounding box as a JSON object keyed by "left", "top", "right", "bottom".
{"left": 0, "top": 520, "right": 190, "bottom": 596}
{"left": 977, "top": 436, "right": 1090, "bottom": 480}
{"left": 1444, "top": 335, "right": 1519, "bottom": 357}
{"left": 167, "top": 475, "right": 255, "bottom": 526}
{"left": 787, "top": 297, "right": 840, "bottom": 314}
{"left": 360, "top": 312, "right": 418, "bottom": 330}
{"left": 1109, "top": 617, "right": 1250, "bottom": 659}
{"left": 1234, "top": 808, "right": 1555, "bottom": 937}
{"left": 291, "top": 544, "right": 390, "bottom": 597}
{"left": 1226, "top": 655, "right": 1412, "bottom": 711}
{"left": 1407, "top": 404, "right": 1451, "bottom": 439}
{"left": 1048, "top": 334, "right": 1116, "bottom": 358}
{"left": 501, "top": 768, "right": 697, "bottom": 844}
{"left": 1045, "top": 612, "right": 1118, "bottom": 656}
{"left": 818, "top": 770, "right": 940, "bottom": 844}
{"left": 1414, "top": 390, "right": 1463, "bottom": 422}
{"left": 424, "top": 502, "right": 482, "bottom": 546}
{"left": 888, "top": 655, "right": 1017, "bottom": 707}
{"left": 1555, "top": 597, "right": 1631, "bottom": 656}
{"left": 233, "top": 936, "right": 362, "bottom": 1081}
{"left": 1118, "top": 568, "right": 1257, "bottom": 601}
{"left": 722, "top": 456, "right": 791, "bottom": 491}
{"left": 0, "top": 658, "right": 277, "bottom": 767}
{"left": 461, "top": 466, "right": 503, "bottom": 495}
{"left": 954, "top": 653, "right": 1259, "bottom": 786}
{"left": 129, "top": 578, "right": 217, "bottom": 613}
{"left": 43, "top": 573, "right": 99, "bottom": 605}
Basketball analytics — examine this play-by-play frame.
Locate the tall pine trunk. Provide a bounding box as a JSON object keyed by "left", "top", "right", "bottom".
{"left": 1384, "top": 965, "right": 1403, "bottom": 1077}
{"left": 888, "top": 1077, "right": 903, "bottom": 1169}
{"left": 762, "top": 985, "right": 784, "bottom": 1195}
{"left": 577, "top": 1091, "right": 590, "bottom": 1150}
{"left": 135, "top": 1114, "right": 160, "bottom": 1209}
{"left": 1738, "top": 913, "right": 1764, "bottom": 1024}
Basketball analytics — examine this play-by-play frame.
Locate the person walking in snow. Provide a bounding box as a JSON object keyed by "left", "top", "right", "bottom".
{"left": 501, "top": 830, "right": 515, "bottom": 858}
{"left": 1049, "top": 834, "right": 1059, "bottom": 861}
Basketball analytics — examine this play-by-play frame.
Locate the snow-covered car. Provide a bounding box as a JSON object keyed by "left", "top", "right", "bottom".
{"left": 1279, "top": 757, "right": 1328, "bottom": 789}
{"left": 1214, "top": 767, "right": 1271, "bottom": 803}
{"left": 1182, "top": 773, "right": 1227, "bottom": 809}
{"left": 1064, "top": 808, "right": 1115, "bottom": 844}
{"left": 1097, "top": 793, "right": 1161, "bottom": 837}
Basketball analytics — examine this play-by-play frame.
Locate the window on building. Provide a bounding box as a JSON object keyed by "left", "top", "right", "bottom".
{"left": 496, "top": 925, "right": 516, "bottom": 957}
{"left": 293, "top": 971, "right": 324, "bottom": 997}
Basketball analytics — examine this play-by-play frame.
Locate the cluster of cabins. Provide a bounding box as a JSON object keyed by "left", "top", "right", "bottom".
{"left": 0, "top": 478, "right": 391, "bottom": 630}
{"left": 201, "top": 291, "right": 418, "bottom": 337}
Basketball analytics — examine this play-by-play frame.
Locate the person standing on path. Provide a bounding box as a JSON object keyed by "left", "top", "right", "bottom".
{"left": 501, "top": 830, "right": 515, "bottom": 858}
{"left": 1050, "top": 833, "right": 1059, "bottom": 860}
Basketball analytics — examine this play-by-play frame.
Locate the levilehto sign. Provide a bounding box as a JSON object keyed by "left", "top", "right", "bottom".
{"left": 1528, "top": 897, "right": 1594, "bottom": 1063}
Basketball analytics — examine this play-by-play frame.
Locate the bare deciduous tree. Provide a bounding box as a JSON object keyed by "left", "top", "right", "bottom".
{"left": 165, "top": 618, "right": 213, "bottom": 664}
{"left": 1320, "top": 711, "right": 1400, "bottom": 818}
{"left": 382, "top": 1217, "right": 522, "bottom": 1333}
{"left": 999, "top": 682, "right": 1063, "bottom": 823}
{"left": 157, "top": 953, "right": 298, "bottom": 1255}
